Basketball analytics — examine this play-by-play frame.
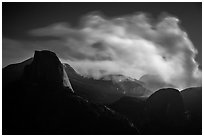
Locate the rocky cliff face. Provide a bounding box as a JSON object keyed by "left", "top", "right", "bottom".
{"left": 24, "top": 50, "right": 73, "bottom": 91}
{"left": 3, "top": 50, "right": 138, "bottom": 135}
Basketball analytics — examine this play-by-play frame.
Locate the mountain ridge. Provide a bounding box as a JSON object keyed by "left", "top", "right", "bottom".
{"left": 3, "top": 50, "right": 139, "bottom": 135}
{"left": 3, "top": 50, "right": 202, "bottom": 135}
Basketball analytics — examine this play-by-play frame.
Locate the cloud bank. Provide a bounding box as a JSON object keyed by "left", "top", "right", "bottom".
{"left": 3, "top": 12, "right": 202, "bottom": 91}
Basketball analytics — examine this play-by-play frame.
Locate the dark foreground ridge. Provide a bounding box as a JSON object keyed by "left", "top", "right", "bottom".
{"left": 3, "top": 50, "right": 202, "bottom": 135}
{"left": 3, "top": 50, "right": 138, "bottom": 135}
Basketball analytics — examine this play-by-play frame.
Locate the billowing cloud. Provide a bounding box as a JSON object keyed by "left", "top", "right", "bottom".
{"left": 3, "top": 12, "right": 202, "bottom": 91}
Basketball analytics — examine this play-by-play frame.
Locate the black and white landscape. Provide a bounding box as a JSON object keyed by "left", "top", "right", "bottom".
{"left": 2, "top": 2, "right": 202, "bottom": 135}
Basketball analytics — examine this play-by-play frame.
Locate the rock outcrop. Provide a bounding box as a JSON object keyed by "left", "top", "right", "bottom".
{"left": 3, "top": 50, "right": 138, "bottom": 135}
{"left": 24, "top": 50, "right": 73, "bottom": 91}
{"left": 144, "top": 88, "right": 185, "bottom": 134}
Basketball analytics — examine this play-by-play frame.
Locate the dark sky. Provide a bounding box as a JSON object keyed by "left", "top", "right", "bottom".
{"left": 3, "top": 2, "right": 202, "bottom": 67}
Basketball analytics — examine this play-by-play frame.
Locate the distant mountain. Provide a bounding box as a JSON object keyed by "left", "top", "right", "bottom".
{"left": 64, "top": 64, "right": 124, "bottom": 104}
{"left": 101, "top": 74, "right": 143, "bottom": 84}
{"left": 3, "top": 50, "right": 138, "bottom": 135}
{"left": 101, "top": 74, "right": 152, "bottom": 97}
{"left": 64, "top": 65, "right": 151, "bottom": 104}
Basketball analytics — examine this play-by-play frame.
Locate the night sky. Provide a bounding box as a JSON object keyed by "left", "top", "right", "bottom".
{"left": 3, "top": 2, "right": 202, "bottom": 67}
{"left": 2, "top": 2, "right": 202, "bottom": 91}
